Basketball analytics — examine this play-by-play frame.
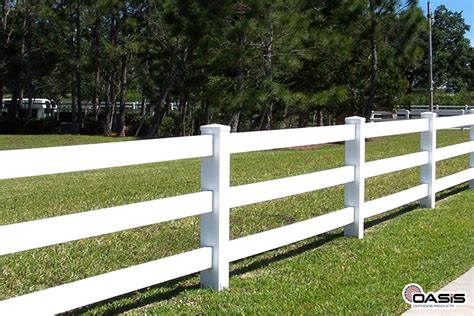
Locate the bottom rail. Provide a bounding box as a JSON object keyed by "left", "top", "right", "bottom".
{"left": 0, "top": 247, "right": 212, "bottom": 315}
{"left": 435, "top": 168, "right": 474, "bottom": 193}
{"left": 364, "top": 184, "right": 428, "bottom": 218}
{"left": 229, "top": 207, "right": 354, "bottom": 262}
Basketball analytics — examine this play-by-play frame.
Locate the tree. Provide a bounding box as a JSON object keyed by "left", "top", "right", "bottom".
{"left": 361, "top": 0, "right": 420, "bottom": 121}
{"left": 0, "top": 0, "right": 470, "bottom": 137}
{"left": 0, "top": 0, "right": 12, "bottom": 107}
{"left": 432, "top": 5, "right": 471, "bottom": 92}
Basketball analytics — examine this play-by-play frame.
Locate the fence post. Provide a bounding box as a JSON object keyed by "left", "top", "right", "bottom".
{"left": 200, "top": 124, "right": 231, "bottom": 291}
{"left": 404, "top": 109, "right": 410, "bottom": 120}
{"left": 469, "top": 109, "right": 474, "bottom": 189}
{"left": 344, "top": 116, "right": 365, "bottom": 239}
{"left": 420, "top": 112, "right": 437, "bottom": 208}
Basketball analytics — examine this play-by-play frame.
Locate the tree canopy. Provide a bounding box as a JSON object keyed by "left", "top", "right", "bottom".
{"left": 0, "top": 0, "right": 472, "bottom": 136}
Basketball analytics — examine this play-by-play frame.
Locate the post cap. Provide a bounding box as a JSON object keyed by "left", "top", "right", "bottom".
{"left": 421, "top": 112, "right": 437, "bottom": 118}
{"left": 200, "top": 124, "right": 231, "bottom": 133}
{"left": 345, "top": 116, "right": 365, "bottom": 124}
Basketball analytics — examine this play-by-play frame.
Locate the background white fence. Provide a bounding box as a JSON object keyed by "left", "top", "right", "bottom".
{"left": 371, "top": 105, "right": 473, "bottom": 121}
{"left": 0, "top": 111, "right": 473, "bottom": 314}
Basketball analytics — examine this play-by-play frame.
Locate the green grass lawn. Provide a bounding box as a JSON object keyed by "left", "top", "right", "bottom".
{"left": 0, "top": 131, "right": 472, "bottom": 315}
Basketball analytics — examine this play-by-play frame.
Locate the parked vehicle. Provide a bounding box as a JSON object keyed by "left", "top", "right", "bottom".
{"left": 1, "top": 98, "right": 58, "bottom": 119}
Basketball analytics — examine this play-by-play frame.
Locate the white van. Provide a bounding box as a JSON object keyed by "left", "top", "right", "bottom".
{"left": 1, "top": 98, "right": 58, "bottom": 119}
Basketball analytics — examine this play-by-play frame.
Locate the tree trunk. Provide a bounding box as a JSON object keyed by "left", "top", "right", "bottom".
{"left": 69, "top": 16, "right": 76, "bottom": 129}
{"left": 91, "top": 16, "right": 101, "bottom": 121}
{"left": 0, "top": 0, "right": 9, "bottom": 110}
{"left": 229, "top": 2, "right": 246, "bottom": 133}
{"left": 9, "top": 86, "right": 20, "bottom": 119}
{"left": 25, "top": 6, "right": 33, "bottom": 119}
{"left": 147, "top": 59, "right": 177, "bottom": 138}
{"left": 26, "top": 82, "right": 33, "bottom": 119}
{"left": 179, "top": 92, "right": 188, "bottom": 136}
{"left": 140, "top": 95, "right": 146, "bottom": 116}
{"left": 117, "top": 54, "right": 128, "bottom": 136}
{"left": 0, "top": 80, "right": 3, "bottom": 108}
{"left": 133, "top": 95, "right": 147, "bottom": 137}
{"left": 140, "top": 51, "right": 151, "bottom": 117}
{"left": 147, "top": 73, "right": 176, "bottom": 138}
{"left": 70, "top": 72, "right": 76, "bottom": 129}
{"left": 92, "top": 68, "right": 100, "bottom": 120}
{"left": 229, "top": 57, "right": 244, "bottom": 132}
{"left": 147, "top": 91, "right": 169, "bottom": 138}
{"left": 260, "top": 24, "right": 274, "bottom": 131}
{"left": 287, "top": 113, "right": 293, "bottom": 129}
{"left": 74, "top": 3, "right": 82, "bottom": 133}
{"left": 104, "top": 14, "right": 118, "bottom": 134}
{"left": 203, "top": 100, "right": 210, "bottom": 125}
{"left": 364, "top": 0, "right": 378, "bottom": 121}
{"left": 105, "top": 72, "right": 116, "bottom": 134}
{"left": 317, "top": 108, "right": 323, "bottom": 126}
{"left": 11, "top": 8, "right": 27, "bottom": 120}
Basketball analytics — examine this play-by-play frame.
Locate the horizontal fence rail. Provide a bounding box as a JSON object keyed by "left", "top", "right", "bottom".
{"left": 0, "top": 191, "right": 212, "bottom": 256}
{"left": 229, "top": 124, "right": 355, "bottom": 153}
{"left": 365, "top": 151, "right": 429, "bottom": 178}
{"left": 364, "top": 185, "right": 429, "bottom": 219}
{"left": 0, "top": 248, "right": 213, "bottom": 315}
{"left": 229, "top": 207, "right": 354, "bottom": 262}
{"left": 365, "top": 118, "right": 429, "bottom": 138}
{"left": 229, "top": 166, "right": 354, "bottom": 208}
{"left": 437, "top": 113, "right": 474, "bottom": 129}
{"left": 436, "top": 141, "right": 474, "bottom": 162}
{"left": 435, "top": 169, "right": 474, "bottom": 193}
{"left": 0, "top": 135, "right": 213, "bottom": 180}
{"left": 0, "top": 111, "right": 473, "bottom": 313}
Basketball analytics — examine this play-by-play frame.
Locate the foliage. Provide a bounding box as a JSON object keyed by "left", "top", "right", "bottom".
{"left": 399, "top": 90, "right": 474, "bottom": 106}
{"left": 431, "top": 5, "right": 472, "bottom": 92}
{"left": 0, "top": 1, "right": 472, "bottom": 136}
{"left": 0, "top": 118, "right": 60, "bottom": 134}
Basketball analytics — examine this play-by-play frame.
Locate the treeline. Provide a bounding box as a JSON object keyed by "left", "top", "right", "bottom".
{"left": 0, "top": 0, "right": 472, "bottom": 137}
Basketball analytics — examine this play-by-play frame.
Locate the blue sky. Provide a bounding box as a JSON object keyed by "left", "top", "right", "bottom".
{"left": 419, "top": 0, "right": 474, "bottom": 45}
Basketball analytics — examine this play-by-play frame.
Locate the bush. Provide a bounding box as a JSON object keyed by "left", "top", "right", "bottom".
{"left": 125, "top": 113, "right": 178, "bottom": 138}
{"left": 398, "top": 90, "right": 474, "bottom": 107}
{"left": 58, "top": 111, "right": 72, "bottom": 123}
{"left": 0, "top": 118, "right": 60, "bottom": 134}
{"left": 126, "top": 113, "right": 153, "bottom": 137}
{"left": 80, "top": 112, "right": 106, "bottom": 135}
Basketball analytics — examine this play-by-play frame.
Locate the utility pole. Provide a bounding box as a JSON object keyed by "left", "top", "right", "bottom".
{"left": 428, "top": 0, "right": 434, "bottom": 112}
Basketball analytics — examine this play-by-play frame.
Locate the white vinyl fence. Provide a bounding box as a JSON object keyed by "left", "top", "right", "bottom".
{"left": 396, "top": 104, "right": 473, "bottom": 119}
{"left": 1, "top": 111, "right": 473, "bottom": 314}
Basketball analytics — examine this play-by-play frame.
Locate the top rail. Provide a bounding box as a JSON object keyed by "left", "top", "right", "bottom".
{"left": 365, "top": 119, "right": 429, "bottom": 138}
{"left": 228, "top": 125, "right": 354, "bottom": 154}
{"left": 436, "top": 114, "right": 474, "bottom": 129}
{"left": 0, "top": 135, "right": 213, "bottom": 180}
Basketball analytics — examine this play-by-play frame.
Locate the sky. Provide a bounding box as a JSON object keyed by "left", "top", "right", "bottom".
{"left": 419, "top": 0, "right": 474, "bottom": 45}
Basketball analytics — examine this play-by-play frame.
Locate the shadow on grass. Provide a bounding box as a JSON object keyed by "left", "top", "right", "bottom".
{"left": 68, "top": 184, "right": 468, "bottom": 315}
{"left": 62, "top": 276, "right": 200, "bottom": 316}
{"left": 435, "top": 183, "right": 468, "bottom": 202}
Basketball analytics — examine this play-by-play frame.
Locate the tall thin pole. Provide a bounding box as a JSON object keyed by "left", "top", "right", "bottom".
{"left": 428, "top": 1, "right": 434, "bottom": 112}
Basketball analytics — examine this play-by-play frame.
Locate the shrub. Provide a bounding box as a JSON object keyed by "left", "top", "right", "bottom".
{"left": 0, "top": 118, "right": 60, "bottom": 134}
